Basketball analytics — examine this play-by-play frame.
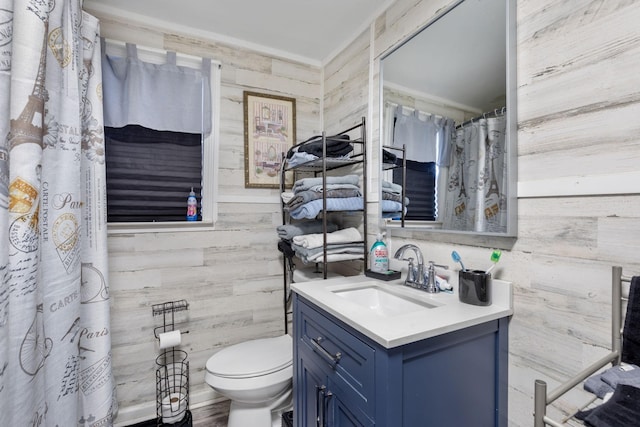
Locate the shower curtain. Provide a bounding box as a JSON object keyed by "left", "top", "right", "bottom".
{"left": 0, "top": 1, "right": 116, "bottom": 426}
{"left": 442, "top": 114, "right": 508, "bottom": 233}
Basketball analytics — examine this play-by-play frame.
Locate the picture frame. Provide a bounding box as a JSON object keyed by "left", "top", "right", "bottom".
{"left": 243, "top": 91, "right": 296, "bottom": 188}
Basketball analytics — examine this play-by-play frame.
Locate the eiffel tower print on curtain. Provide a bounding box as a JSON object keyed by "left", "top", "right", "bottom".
{"left": 7, "top": 30, "right": 48, "bottom": 151}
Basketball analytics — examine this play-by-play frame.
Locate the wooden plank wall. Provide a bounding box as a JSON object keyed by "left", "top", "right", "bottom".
{"left": 518, "top": 0, "right": 640, "bottom": 196}
{"left": 323, "top": 0, "right": 640, "bottom": 425}
{"left": 93, "top": 12, "right": 323, "bottom": 424}
{"left": 511, "top": 2, "right": 640, "bottom": 422}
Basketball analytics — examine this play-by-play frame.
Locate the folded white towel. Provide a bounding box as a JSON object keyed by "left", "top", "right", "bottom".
{"left": 293, "top": 174, "right": 360, "bottom": 193}
{"left": 292, "top": 227, "right": 362, "bottom": 249}
{"left": 304, "top": 252, "right": 364, "bottom": 264}
{"left": 281, "top": 191, "right": 295, "bottom": 203}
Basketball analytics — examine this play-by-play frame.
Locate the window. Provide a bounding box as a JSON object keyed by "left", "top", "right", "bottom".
{"left": 393, "top": 159, "right": 436, "bottom": 221}
{"left": 104, "top": 125, "right": 203, "bottom": 222}
{"left": 101, "top": 40, "right": 220, "bottom": 231}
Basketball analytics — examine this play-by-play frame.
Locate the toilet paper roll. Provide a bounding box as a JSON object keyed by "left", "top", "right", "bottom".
{"left": 158, "top": 330, "right": 181, "bottom": 349}
{"left": 161, "top": 392, "right": 187, "bottom": 424}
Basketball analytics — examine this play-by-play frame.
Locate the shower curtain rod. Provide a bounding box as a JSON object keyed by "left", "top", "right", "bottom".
{"left": 385, "top": 101, "right": 446, "bottom": 120}
{"left": 456, "top": 107, "right": 506, "bottom": 129}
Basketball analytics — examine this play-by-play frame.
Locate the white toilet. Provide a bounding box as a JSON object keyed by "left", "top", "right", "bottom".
{"left": 204, "top": 334, "right": 293, "bottom": 427}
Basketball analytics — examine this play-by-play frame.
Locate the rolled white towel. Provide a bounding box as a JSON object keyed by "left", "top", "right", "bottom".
{"left": 292, "top": 227, "right": 362, "bottom": 249}
{"left": 277, "top": 221, "right": 338, "bottom": 240}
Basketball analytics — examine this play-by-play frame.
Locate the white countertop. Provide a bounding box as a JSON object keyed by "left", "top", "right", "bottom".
{"left": 291, "top": 274, "right": 513, "bottom": 348}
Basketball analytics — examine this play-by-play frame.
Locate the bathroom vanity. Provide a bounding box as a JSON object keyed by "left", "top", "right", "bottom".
{"left": 291, "top": 276, "right": 513, "bottom": 426}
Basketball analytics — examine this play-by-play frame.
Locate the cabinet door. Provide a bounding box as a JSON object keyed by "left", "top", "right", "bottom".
{"left": 297, "top": 298, "right": 376, "bottom": 417}
{"left": 297, "top": 352, "right": 326, "bottom": 427}
{"left": 295, "top": 296, "right": 377, "bottom": 426}
{"left": 297, "top": 347, "right": 375, "bottom": 427}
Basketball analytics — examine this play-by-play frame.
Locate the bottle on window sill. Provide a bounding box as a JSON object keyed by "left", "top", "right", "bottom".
{"left": 186, "top": 187, "right": 198, "bottom": 221}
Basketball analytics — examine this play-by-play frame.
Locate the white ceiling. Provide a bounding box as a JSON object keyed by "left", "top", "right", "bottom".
{"left": 85, "top": 0, "right": 507, "bottom": 110}
{"left": 84, "top": 0, "right": 394, "bottom": 64}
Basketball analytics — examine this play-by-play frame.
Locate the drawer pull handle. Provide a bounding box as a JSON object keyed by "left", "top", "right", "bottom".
{"left": 311, "top": 336, "right": 342, "bottom": 368}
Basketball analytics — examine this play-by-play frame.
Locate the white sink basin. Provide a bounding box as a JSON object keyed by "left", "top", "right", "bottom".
{"left": 293, "top": 275, "right": 513, "bottom": 348}
{"left": 333, "top": 285, "right": 437, "bottom": 317}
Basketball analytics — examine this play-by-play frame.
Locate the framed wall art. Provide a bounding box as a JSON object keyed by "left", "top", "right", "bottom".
{"left": 243, "top": 91, "right": 296, "bottom": 188}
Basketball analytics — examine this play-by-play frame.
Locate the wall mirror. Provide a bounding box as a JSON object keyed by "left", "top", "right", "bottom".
{"left": 380, "top": 0, "right": 517, "bottom": 239}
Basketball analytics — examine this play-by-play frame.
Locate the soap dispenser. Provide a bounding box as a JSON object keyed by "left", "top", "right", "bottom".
{"left": 369, "top": 233, "right": 389, "bottom": 273}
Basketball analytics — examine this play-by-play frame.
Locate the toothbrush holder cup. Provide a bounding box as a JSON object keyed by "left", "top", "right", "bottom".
{"left": 458, "top": 270, "right": 492, "bottom": 306}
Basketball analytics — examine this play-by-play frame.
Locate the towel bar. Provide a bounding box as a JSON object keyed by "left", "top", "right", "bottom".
{"left": 533, "top": 266, "right": 629, "bottom": 426}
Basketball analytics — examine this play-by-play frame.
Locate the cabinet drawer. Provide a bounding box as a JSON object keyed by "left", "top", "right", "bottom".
{"left": 297, "top": 298, "right": 375, "bottom": 415}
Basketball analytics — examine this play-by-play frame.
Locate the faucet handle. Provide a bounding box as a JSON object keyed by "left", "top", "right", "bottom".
{"left": 428, "top": 261, "right": 449, "bottom": 271}
{"left": 404, "top": 257, "right": 418, "bottom": 284}
{"left": 398, "top": 256, "right": 415, "bottom": 271}
{"left": 423, "top": 262, "right": 449, "bottom": 293}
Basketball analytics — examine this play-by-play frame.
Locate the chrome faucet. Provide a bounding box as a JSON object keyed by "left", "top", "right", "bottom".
{"left": 393, "top": 244, "right": 449, "bottom": 293}
{"left": 393, "top": 244, "right": 426, "bottom": 289}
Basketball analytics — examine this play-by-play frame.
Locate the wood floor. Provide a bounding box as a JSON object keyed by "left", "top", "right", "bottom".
{"left": 190, "top": 400, "right": 230, "bottom": 427}
{"left": 126, "top": 400, "right": 230, "bottom": 427}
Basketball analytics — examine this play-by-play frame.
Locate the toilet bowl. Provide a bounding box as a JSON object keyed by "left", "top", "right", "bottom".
{"left": 205, "top": 334, "right": 293, "bottom": 427}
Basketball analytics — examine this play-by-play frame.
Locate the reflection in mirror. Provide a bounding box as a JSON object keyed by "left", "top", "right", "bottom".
{"left": 381, "top": 0, "right": 516, "bottom": 236}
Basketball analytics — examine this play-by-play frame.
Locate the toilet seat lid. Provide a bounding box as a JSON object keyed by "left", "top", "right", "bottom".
{"left": 206, "top": 335, "right": 292, "bottom": 378}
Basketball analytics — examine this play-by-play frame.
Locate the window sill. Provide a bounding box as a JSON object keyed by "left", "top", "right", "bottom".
{"left": 384, "top": 219, "right": 443, "bottom": 229}
{"left": 107, "top": 221, "right": 215, "bottom": 235}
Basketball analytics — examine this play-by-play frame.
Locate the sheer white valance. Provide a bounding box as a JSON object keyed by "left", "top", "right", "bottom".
{"left": 392, "top": 105, "right": 454, "bottom": 167}
{"left": 101, "top": 41, "right": 212, "bottom": 134}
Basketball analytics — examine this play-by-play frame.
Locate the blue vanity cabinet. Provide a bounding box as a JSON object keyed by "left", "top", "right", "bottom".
{"left": 293, "top": 294, "right": 509, "bottom": 427}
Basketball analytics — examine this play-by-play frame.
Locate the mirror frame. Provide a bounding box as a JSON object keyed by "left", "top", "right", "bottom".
{"left": 378, "top": 0, "right": 518, "bottom": 243}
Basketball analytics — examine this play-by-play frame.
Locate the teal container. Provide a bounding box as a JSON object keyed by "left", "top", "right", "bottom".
{"left": 369, "top": 234, "right": 389, "bottom": 273}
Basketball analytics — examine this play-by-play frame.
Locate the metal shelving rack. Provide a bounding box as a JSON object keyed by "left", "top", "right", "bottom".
{"left": 279, "top": 117, "right": 367, "bottom": 333}
{"left": 382, "top": 143, "right": 406, "bottom": 227}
